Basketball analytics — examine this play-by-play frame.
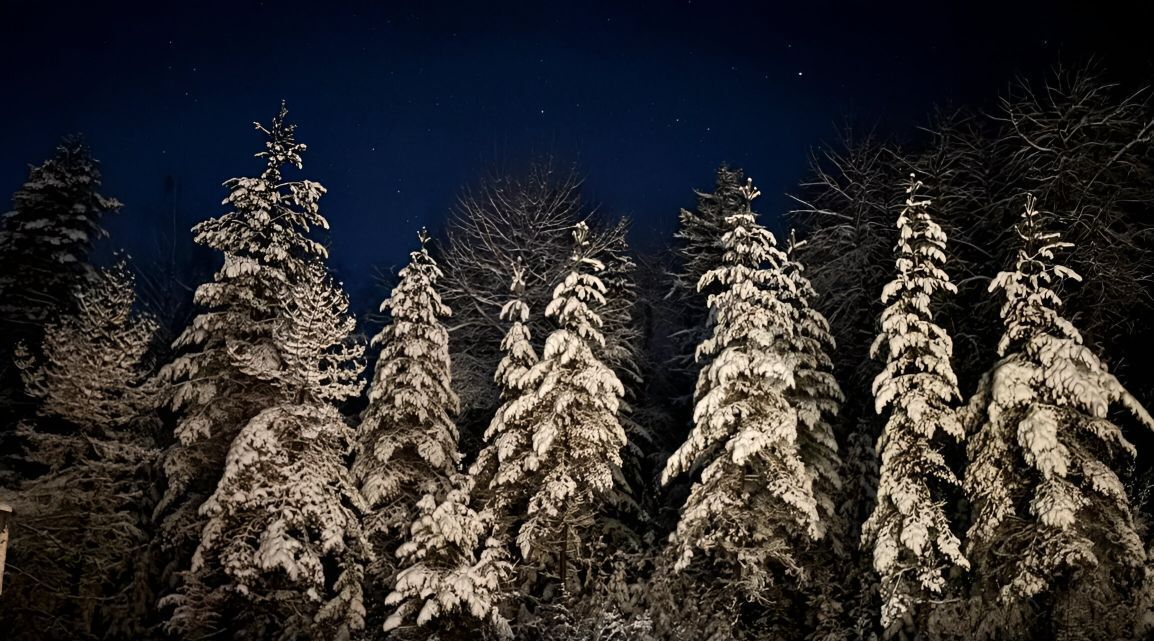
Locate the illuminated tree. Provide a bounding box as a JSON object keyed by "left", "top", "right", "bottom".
{"left": 861, "top": 177, "right": 967, "bottom": 634}
{"left": 963, "top": 195, "right": 1154, "bottom": 639}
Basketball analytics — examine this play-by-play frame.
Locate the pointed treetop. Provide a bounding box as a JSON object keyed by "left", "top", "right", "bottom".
{"left": 905, "top": 172, "right": 923, "bottom": 195}
{"left": 739, "top": 177, "right": 761, "bottom": 203}
{"left": 419, "top": 226, "right": 431, "bottom": 249}
{"left": 254, "top": 102, "right": 305, "bottom": 177}
{"left": 572, "top": 220, "right": 591, "bottom": 250}
{"left": 510, "top": 256, "right": 526, "bottom": 296}
{"left": 1013, "top": 194, "right": 1076, "bottom": 278}
{"left": 903, "top": 174, "right": 934, "bottom": 219}
{"left": 786, "top": 228, "right": 806, "bottom": 256}
{"left": 567, "top": 220, "right": 604, "bottom": 273}
{"left": 991, "top": 194, "right": 1082, "bottom": 356}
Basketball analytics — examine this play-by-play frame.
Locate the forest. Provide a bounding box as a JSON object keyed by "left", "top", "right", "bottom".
{"left": 1, "top": 66, "right": 1153, "bottom": 641}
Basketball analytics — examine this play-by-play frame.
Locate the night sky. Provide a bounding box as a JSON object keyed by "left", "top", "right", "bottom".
{"left": 2, "top": 0, "right": 1152, "bottom": 311}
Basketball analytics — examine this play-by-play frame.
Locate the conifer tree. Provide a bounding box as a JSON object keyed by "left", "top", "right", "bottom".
{"left": 0, "top": 136, "right": 122, "bottom": 351}
{"left": 469, "top": 258, "right": 538, "bottom": 513}
{"left": 437, "top": 163, "right": 637, "bottom": 452}
{"left": 0, "top": 263, "right": 158, "bottom": 640}
{"left": 962, "top": 195, "right": 1154, "bottom": 639}
{"left": 660, "top": 179, "right": 828, "bottom": 610}
{"left": 166, "top": 263, "right": 369, "bottom": 641}
{"left": 861, "top": 177, "right": 968, "bottom": 634}
{"left": 380, "top": 259, "right": 534, "bottom": 640}
{"left": 156, "top": 103, "right": 331, "bottom": 577}
{"left": 499, "top": 222, "right": 627, "bottom": 595}
{"left": 383, "top": 471, "right": 512, "bottom": 639}
{"left": 354, "top": 229, "right": 460, "bottom": 592}
{"left": 15, "top": 261, "right": 158, "bottom": 429}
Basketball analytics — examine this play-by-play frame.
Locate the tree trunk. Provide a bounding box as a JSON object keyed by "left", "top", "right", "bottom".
{"left": 558, "top": 521, "right": 569, "bottom": 600}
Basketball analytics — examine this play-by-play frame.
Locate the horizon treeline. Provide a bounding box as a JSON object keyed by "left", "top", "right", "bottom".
{"left": 1, "top": 65, "right": 1154, "bottom": 641}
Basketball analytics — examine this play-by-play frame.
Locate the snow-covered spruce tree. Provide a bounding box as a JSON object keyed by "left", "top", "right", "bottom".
{"left": 0, "top": 136, "right": 121, "bottom": 352}
{"left": 0, "top": 263, "right": 159, "bottom": 640}
{"left": 383, "top": 472, "right": 512, "bottom": 640}
{"left": 961, "top": 195, "right": 1154, "bottom": 640}
{"left": 379, "top": 264, "right": 529, "bottom": 640}
{"left": 660, "top": 180, "right": 828, "bottom": 619}
{"left": 354, "top": 228, "right": 460, "bottom": 599}
{"left": 156, "top": 103, "right": 331, "bottom": 579}
{"left": 380, "top": 258, "right": 535, "bottom": 640}
{"left": 167, "top": 263, "right": 369, "bottom": 641}
{"left": 860, "top": 176, "right": 968, "bottom": 635}
{"left": 498, "top": 222, "right": 627, "bottom": 597}
{"left": 469, "top": 258, "right": 538, "bottom": 514}
{"left": 15, "top": 260, "right": 158, "bottom": 431}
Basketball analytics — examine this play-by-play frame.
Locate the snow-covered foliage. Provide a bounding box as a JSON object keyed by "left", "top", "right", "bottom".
{"left": 672, "top": 165, "right": 749, "bottom": 303}
{"left": 469, "top": 258, "right": 539, "bottom": 514}
{"left": 268, "top": 263, "right": 364, "bottom": 403}
{"left": 860, "top": 177, "right": 968, "bottom": 632}
{"left": 379, "top": 262, "right": 528, "bottom": 639}
{"left": 170, "top": 403, "right": 370, "bottom": 641}
{"left": 0, "top": 136, "right": 121, "bottom": 347}
{"left": 8, "top": 71, "right": 1154, "bottom": 641}
{"left": 15, "top": 261, "right": 158, "bottom": 429}
{"left": 166, "top": 264, "right": 369, "bottom": 641}
{"left": 437, "top": 163, "right": 638, "bottom": 440}
{"left": 0, "top": 263, "right": 158, "bottom": 639}
{"left": 379, "top": 257, "right": 542, "bottom": 640}
{"left": 156, "top": 103, "right": 331, "bottom": 564}
{"left": 497, "top": 222, "right": 627, "bottom": 592}
{"left": 354, "top": 228, "right": 461, "bottom": 580}
{"left": 780, "top": 230, "right": 844, "bottom": 529}
{"left": 384, "top": 473, "right": 512, "bottom": 639}
{"left": 661, "top": 179, "right": 829, "bottom": 600}
{"left": 665, "top": 166, "right": 752, "bottom": 393}
{"left": 962, "top": 195, "right": 1154, "bottom": 633}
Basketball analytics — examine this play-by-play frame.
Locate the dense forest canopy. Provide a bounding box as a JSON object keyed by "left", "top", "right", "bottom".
{"left": 2, "top": 32, "right": 1154, "bottom": 641}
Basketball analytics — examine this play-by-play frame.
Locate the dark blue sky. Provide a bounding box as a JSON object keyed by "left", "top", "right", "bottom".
{"left": 2, "top": 0, "right": 1151, "bottom": 310}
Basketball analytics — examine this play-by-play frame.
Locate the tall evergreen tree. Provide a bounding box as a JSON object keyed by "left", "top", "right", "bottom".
{"left": 861, "top": 177, "right": 968, "bottom": 635}
{"left": 0, "top": 263, "right": 158, "bottom": 640}
{"left": 962, "top": 195, "right": 1154, "bottom": 640}
{"left": 166, "top": 263, "right": 369, "bottom": 641}
{"left": 354, "top": 228, "right": 460, "bottom": 604}
{"left": 382, "top": 258, "right": 536, "bottom": 639}
{"left": 469, "top": 258, "right": 539, "bottom": 515}
{"left": 660, "top": 181, "right": 811, "bottom": 585}
{"left": 0, "top": 136, "right": 122, "bottom": 351}
{"left": 437, "top": 162, "right": 637, "bottom": 454}
{"left": 0, "top": 136, "right": 122, "bottom": 453}
{"left": 156, "top": 103, "right": 332, "bottom": 592}
{"left": 498, "top": 222, "right": 627, "bottom": 595}
{"left": 380, "top": 263, "right": 530, "bottom": 641}
{"left": 660, "top": 180, "right": 839, "bottom": 635}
